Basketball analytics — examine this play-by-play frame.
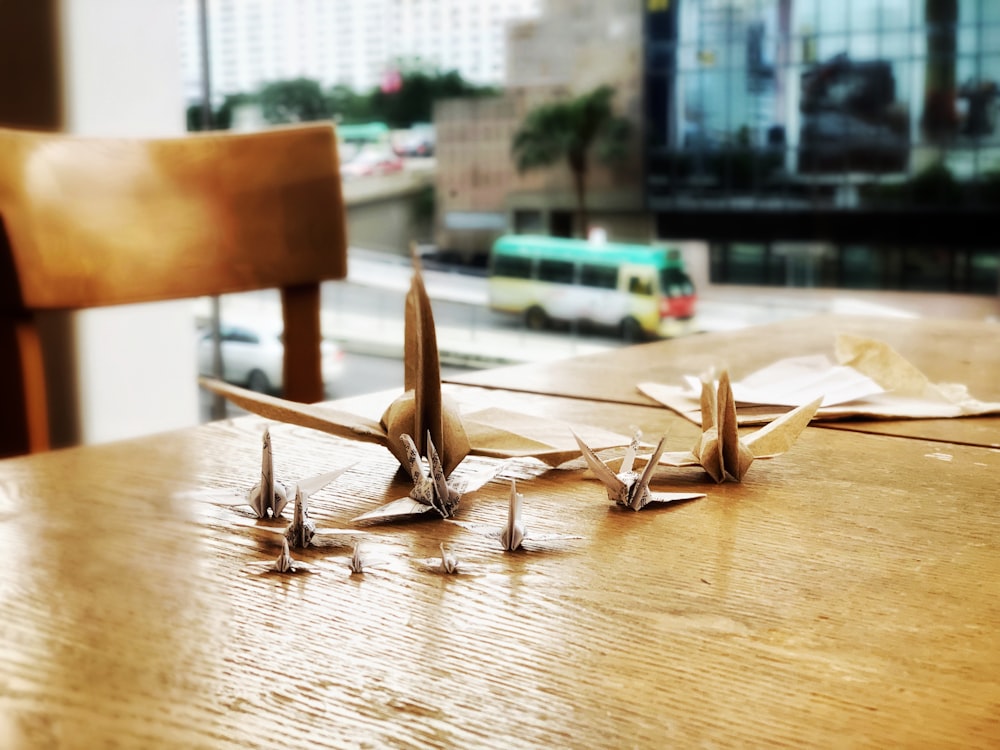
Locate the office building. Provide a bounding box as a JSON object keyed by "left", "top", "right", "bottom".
{"left": 179, "top": 0, "right": 542, "bottom": 102}
{"left": 436, "top": 0, "right": 998, "bottom": 295}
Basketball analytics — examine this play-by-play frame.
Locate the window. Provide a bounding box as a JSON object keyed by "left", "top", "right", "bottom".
{"left": 492, "top": 255, "right": 532, "bottom": 279}
{"left": 538, "top": 259, "right": 574, "bottom": 284}
{"left": 660, "top": 268, "right": 694, "bottom": 296}
{"left": 580, "top": 264, "right": 618, "bottom": 289}
{"left": 628, "top": 276, "right": 653, "bottom": 296}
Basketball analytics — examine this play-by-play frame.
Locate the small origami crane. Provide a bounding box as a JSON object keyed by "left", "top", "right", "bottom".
{"left": 575, "top": 432, "right": 706, "bottom": 511}
{"left": 348, "top": 541, "right": 365, "bottom": 574}
{"left": 352, "top": 432, "right": 494, "bottom": 523}
{"left": 206, "top": 428, "right": 352, "bottom": 520}
{"left": 412, "top": 542, "right": 467, "bottom": 575}
{"left": 437, "top": 543, "right": 460, "bottom": 574}
{"left": 270, "top": 485, "right": 364, "bottom": 550}
{"left": 450, "top": 479, "right": 582, "bottom": 551}
{"left": 272, "top": 538, "right": 309, "bottom": 574}
{"left": 201, "top": 247, "right": 635, "bottom": 479}
{"left": 247, "top": 537, "right": 311, "bottom": 575}
{"left": 660, "top": 371, "right": 821, "bottom": 483}
{"left": 249, "top": 428, "right": 288, "bottom": 518}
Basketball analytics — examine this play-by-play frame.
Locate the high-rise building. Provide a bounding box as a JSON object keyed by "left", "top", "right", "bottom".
{"left": 179, "top": 0, "right": 542, "bottom": 102}
{"left": 439, "top": 0, "right": 999, "bottom": 296}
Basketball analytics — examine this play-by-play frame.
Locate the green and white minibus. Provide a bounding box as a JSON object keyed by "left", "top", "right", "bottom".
{"left": 487, "top": 235, "right": 696, "bottom": 339}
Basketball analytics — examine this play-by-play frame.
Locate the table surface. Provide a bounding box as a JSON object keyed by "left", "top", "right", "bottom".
{"left": 3, "top": 317, "right": 999, "bottom": 748}
{"left": 446, "top": 315, "right": 1000, "bottom": 448}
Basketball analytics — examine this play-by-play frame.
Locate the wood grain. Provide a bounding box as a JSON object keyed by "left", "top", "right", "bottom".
{"left": 1, "top": 387, "right": 998, "bottom": 748}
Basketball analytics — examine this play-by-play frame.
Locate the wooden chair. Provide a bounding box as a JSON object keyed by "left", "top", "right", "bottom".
{"left": 0, "top": 123, "right": 348, "bottom": 457}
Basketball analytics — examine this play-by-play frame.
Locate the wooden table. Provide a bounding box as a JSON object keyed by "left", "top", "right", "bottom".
{"left": 2, "top": 317, "right": 999, "bottom": 748}
{"left": 447, "top": 315, "right": 1000, "bottom": 449}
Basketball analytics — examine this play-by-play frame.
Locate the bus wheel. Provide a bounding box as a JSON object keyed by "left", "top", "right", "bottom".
{"left": 620, "top": 317, "right": 644, "bottom": 342}
{"left": 525, "top": 306, "right": 548, "bottom": 331}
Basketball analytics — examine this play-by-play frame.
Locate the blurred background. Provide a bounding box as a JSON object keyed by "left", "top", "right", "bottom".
{"left": 2, "top": 0, "right": 998, "bottom": 447}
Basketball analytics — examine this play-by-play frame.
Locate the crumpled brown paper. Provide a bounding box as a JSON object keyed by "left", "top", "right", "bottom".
{"left": 639, "top": 334, "right": 1000, "bottom": 427}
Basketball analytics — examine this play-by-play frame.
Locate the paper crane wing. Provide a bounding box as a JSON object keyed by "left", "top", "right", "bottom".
{"left": 352, "top": 496, "right": 438, "bottom": 523}
{"left": 293, "top": 465, "right": 354, "bottom": 499}
{"left": 405, "top": 244, "right": 444, "bottom": 461}
{"left": 742, "top": 396, "right": 823, "bottom": 458}
{"left": 635, "top": 436, "right": 668, "bottom": 498}
{"left": 200, "top": 377, "right": 388, "bottom": 446}
{"left": 572, "top": 432, "right": 626, "bottom": 496}
{"left": 646, "top": 490, "right": 707, "bottom": 506}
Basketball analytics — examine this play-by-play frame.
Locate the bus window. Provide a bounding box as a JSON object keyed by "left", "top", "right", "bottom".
{"left": 538, "top": 259, "right": 574, "bottom": 284}
{"left": 493, "top": 255, "right": 532, "bottom": 279}
{"left": 628, "top": 276, "right": 653, "bottom": 296}
{"left": 580, "top": 264, "right": 618, "bottom": 289}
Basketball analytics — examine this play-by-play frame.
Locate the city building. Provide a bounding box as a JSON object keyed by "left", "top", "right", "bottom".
{"left": 179, "top": 0, "right": 541, "bottom": 103}
{"left": 435, "top": 0, "right": 998, "bottom": 295}
{"left": 645, "top": 0, "right": 999, "bottom": 294}
{"left": 435, "top": 0, "right": 646, "bottom": 258}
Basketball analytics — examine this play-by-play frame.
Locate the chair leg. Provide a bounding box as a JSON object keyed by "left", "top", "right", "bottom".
{"left": 0, "top": 317, "right": 50, "bottom": 456}
{"left": 281, "top": 283, "right": 324, "bottom": 403}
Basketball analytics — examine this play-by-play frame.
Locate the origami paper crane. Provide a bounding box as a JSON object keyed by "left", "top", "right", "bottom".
{"left": 200, "top": 428, "right": 352, "bottom": 521}
{"left": 278, "top": 485, "right": 365, "bottom": 550}
{"left": 574, "top": 432, "right": 706, "bottom": 511}
{"left": 450, "top": 479, "right": 582, "bottom": 551}
{"left": 272, "top": 538, "right": 309, "bottom": 574}
{"left": 347, "top": 541, "right": 365, "bottom": 574}
{"left": 437, "top": 543, "right": 460, "bottom": 574}
{"left": 412, "top": 543, "right": 466, "bottom": 575}
{"left": 247, "top": 537, "right": 312, "bottom": 575}
{"left": 201, "top": 247, "right": 634, "bottom": 478}
{"left": 241, "top": 427, "right": 351, "bottom": 519}
{"left": 659, "top": 371, "right": 821, "bottom": 483}
{"left": 352, "top": 432, "right": 495, "bottom": 523}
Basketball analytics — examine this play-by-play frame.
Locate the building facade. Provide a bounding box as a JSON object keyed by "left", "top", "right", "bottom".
{"left": 179, "top": 0, "right": 541, "bottom": 102}
{"left": 437, "top": 0, "right": 998, "bottom": 294}
{"left": 435, "top": 0, "right": 647, "bottom": 258}
{"left": 645, "top": 0, "right": 999, "bottom": 293}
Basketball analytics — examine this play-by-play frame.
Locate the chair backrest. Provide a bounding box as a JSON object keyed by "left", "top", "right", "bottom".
{"left": 0, "top": 123, "right": 348, "bottom": 456}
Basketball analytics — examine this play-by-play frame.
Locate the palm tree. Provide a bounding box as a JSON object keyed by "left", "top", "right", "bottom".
{"left": 511, "top": 85, "right": 631, "bottom": 238}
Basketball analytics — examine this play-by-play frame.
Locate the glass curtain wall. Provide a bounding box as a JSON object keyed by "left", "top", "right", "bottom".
{"left": 647, "top": 0, "right": 1000, "bottom": 293}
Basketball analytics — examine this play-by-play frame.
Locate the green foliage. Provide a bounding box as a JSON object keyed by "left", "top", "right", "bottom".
{"left": 327, "top": 84, "right": 373, "bottom": 124}
{"left": 185, "top": 93, "right": 254, "bottom": 131}
{"left": 512, "top": 85, "right": 631, "bottom": 175}
{"left": 259, "top": 77, "right": 330, "bottom": 124}
{"left": 191, "top": 70, "right": 492, "bottom": 131}
{"left": 369, "top": 68, "right": 496, "bottom": 129}
{"left": 511, "top": 85, "right": 632, "bottom": 236}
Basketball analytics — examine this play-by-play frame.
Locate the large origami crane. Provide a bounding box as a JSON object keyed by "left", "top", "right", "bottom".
{"left": 202, "top": 247, "right": 633, "bottom": 478}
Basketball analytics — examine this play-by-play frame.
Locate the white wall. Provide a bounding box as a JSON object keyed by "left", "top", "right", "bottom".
{"left": 53, "top": 0, "right": 199, "bottom": 446}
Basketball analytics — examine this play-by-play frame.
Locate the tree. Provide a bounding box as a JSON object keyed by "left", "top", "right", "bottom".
{"left": 369, "top": 68, "right": 496, "bottom": 128}
{"left": 511, "top": 85, "right": 631, "bottom": 237}
{"left": 258, "top": 78, "right": 330, "bottom": 124}
{"left": 327, "top": 84, "right": 373, "bottom": 124}
{"left": 185, "top": 93, "right": 254, "bottom": 132}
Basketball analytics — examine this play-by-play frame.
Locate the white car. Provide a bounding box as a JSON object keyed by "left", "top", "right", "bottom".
{"left": 198, "top": 322, "right": 345, "bottom": 395}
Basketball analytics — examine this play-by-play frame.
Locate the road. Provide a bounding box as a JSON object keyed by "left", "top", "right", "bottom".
{"left": 199, "top": 245, "right": 847, "bottom": 421}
